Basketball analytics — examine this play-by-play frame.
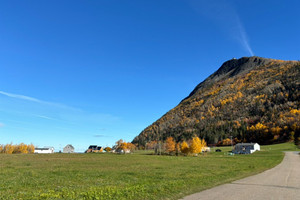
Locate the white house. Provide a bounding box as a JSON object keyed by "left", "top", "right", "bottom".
{"left": 63, "top": 144, "right": 74, "bottom": 153}
{"left": 34, "top": 147, "right": 54, "bottom": 154}
{"left": 202, "top": 147, "right": 211, "bottom": 152}
{"left": 234, "top": 143, "right": 260, "bottom": 154}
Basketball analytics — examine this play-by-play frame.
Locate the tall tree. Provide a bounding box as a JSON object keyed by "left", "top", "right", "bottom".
{"left": 189, "top": 137, "right": 202, "bottom": 155}
{"left": 165, "top": 137, "right": 175, "bottom": 154}
{"left": 181, "top": 141, "right": 189, "bottom": 155}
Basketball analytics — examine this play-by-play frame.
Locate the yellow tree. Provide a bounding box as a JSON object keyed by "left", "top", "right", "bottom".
{"left": 0, "top": 144, "right": 3, "bottom": 153}
{"left": 189, "top": 136, "right": 202, "bottom": 155}
{"left": 181, "top": 141, "right": 189, "bottom": 155}
{"left": 4, "top": 143, "right": 14, "bottom": 154}
{"left": 119, "top": 142, "right": 128, "bottom": 153}
{"left": 16, "top": 143, "right": 29, "bottom": 154}
{"left": 222, "top": 138, "right": 231, "bottom": 146}
{"left": 165, "top": 137, "right": 175, "bottom": 154}
{"left": 201, "top": 138, "right": 207, "bottom": 148}
{"left": 28, "top": 144, "right": 35, "bottom": 154}
{"left": 104, "top": 147, "right": 112, "bottom": 152}
{"left": 127, "top": 143, "right": 136, "bottom": 152}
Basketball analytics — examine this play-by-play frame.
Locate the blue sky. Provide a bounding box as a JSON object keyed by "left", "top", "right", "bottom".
{"left": 0, "top": 0, "right": 299, "bottom": 152}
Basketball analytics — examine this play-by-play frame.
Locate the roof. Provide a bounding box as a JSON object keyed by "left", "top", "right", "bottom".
{"left": 235, "top": 143, "right": 258, "bottom": 146}
{"left": 35, "top": 147, "right": 52, "bottom": 150}
{"left": 64, "top": 144, "right": 74, "bottom": 149}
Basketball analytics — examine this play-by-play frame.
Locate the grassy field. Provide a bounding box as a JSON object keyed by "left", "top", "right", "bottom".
{"left": 0, "top": 143, "right": 298, "bottom": 200}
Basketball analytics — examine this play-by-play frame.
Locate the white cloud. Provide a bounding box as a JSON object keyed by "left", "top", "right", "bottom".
{"left": 93, "top": 134, "right": 106, "bottom": 138}
{"left": 0, "top": 90, "right": 76, "bottom": 110}
{"left": 34, "top": 115, "right": 57, "bottom": 121}
{"left": 0, "top": 91, "right": 41, "bottom": 102}
{"left": 190, "top": 0, "right": 254, "bottom": 56}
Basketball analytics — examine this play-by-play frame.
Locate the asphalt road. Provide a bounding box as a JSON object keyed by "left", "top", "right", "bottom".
{"left": 181, "top": 152, "right": 300, "bottom": 200}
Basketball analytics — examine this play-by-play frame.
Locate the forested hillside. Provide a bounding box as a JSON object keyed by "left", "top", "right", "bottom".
{"left": 133, "top": 57, "right": 300, "bottom": 147}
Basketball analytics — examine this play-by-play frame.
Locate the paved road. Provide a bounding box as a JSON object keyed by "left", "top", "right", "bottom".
{"left": 181, "top": 152, "right": 300, "bottom": 200}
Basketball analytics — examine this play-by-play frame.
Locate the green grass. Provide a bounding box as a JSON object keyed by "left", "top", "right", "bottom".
{"left": 0, "top": 143, "right": 298, "bottom": 200}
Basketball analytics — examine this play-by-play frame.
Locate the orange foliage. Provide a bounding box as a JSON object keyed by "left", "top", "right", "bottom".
{"left": 247, "top": 123, "right": 268, "bottom": 133}
{"left": 180, "top": 141, "right": 189, "bottom": 155}
{"left": 127, "top": 143, "right": 136, "bottom": 151}
{"left": 119, "top": 142, "right": 128, "bottom": 151}
{"left": 290, "top": 109, "right": 300, "bottom": 115}
{"left": 271, "top": 126, "right": 282, "bottom": 135}
{"left": 104, "top": 147, "right": 112, "bottom": 152}
{"left": 115, "top": 139, "right": 136, "bottom": 153}
{"left": 165, "top": 137, "right": 176, "bottom": 153}
{"left": 222, "top": 138, "right": 232, "bottom": 146}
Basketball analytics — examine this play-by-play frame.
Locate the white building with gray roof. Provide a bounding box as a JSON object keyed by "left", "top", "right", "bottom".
{"left": 234, "top": 143, "right": 260, "bottom": 154}
{"left": 63, "top": 144, "right": 75, "bottom": 153}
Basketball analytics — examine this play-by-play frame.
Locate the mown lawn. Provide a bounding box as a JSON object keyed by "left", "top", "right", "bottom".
{"left": 0, "top": 143, "right": 298, "bottom": 200}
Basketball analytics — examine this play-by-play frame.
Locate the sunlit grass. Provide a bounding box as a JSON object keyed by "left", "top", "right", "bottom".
{"left": 0, "top": 142, "right": 298, "bottom": 200}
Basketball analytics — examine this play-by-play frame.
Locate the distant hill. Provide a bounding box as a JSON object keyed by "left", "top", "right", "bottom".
{"left": 133, "top": 57, "right": 300, "bottom": 146}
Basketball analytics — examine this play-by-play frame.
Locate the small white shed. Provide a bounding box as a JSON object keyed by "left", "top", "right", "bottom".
{"left": 34, "top": 147, "right": 54, "bottom": 154}
{"left": 202, "top": 147, "right": 211, "bottom": 152}
{"left": 234, "top": 143, "right": 260, "bottom": 154}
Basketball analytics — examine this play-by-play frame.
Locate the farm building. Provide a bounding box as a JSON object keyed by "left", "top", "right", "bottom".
{"left": 85, "top": 145, "right": 103, "bottom": 153}
{"left": 114, "top": 149, "right": 131, "bottom": 154}
{"left": 63, "top": 144, "right": 74, "bottom": 153}
{"left": 202, "top": 147, "right": 211, "bottom": 152}
{"left": 34, "top": 147, "right": 54, "bottom": 154}
{"left": 233, "top": 143, "right": 260, "bottom": 154}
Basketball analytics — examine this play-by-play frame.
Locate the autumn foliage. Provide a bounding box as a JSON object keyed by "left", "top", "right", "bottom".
{"left": 0, "top": 143, "right": 35, "bottom": 154}
{"left": 180, "top": 141, "right": 189, "bottom": 155}
{"left": 133, "top": 57, "right": 300, "bottom": 146}
{"left": 157, "top": 136, "right": 208, "bottom": 156}
{"left": 188, "top": 137, "right": 207, "bottom": 155}
{"left": 104, "top": 147, "right": 112, "bottom": 152}
{"left": 114, "top": 139, "right": 136, "bottom": 153}
{"left": 165, "top": 137, "right": 175, "bottom": 154}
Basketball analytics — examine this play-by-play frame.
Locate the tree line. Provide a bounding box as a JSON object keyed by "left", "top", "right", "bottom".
{"left": 0, "top": 143, "right": 35, "bottom": 154}
{"left": 146, "top": 136, "right": 208, "bottom": 156}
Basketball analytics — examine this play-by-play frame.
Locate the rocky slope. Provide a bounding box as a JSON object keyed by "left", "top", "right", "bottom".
{"left": 133, "top": 57, "right": 300, "bottom": 146}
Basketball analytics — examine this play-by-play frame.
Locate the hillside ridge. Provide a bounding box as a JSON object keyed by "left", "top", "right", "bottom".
{"left": 133, "top": 56, "right": 300, "bottom": 147}
{"left": 184, "top": 56, "right": 274, "bottom": 101}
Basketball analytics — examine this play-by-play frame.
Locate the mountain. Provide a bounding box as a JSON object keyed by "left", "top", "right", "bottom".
{"left": 132, "top": 56, "right": 300, "bottom": 146}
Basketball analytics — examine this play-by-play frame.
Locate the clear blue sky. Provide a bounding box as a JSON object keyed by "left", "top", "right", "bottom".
{"left": 0, "top": 0, "right": 299, "bottom": 152}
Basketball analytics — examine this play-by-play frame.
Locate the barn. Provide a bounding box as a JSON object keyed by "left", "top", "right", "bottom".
{"left": 234, "top": 143, "right": 260, "bottom": 154}
{"left": 63, "top": 144, "right": 75, "bottom": 153}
